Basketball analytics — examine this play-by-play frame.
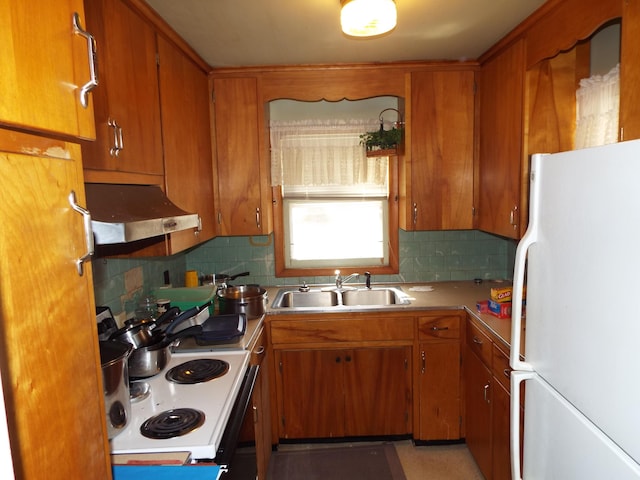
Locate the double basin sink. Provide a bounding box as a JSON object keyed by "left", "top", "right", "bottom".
{"left": 271, "top": 286, "right": 411, "bottom": 310}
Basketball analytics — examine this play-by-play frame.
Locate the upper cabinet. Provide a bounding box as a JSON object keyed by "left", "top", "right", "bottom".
{"left": 82, "top": 0, "right": 164, "bottom": 184}
{"left": 477, "top": 39, "right": 526, "bottom": 239}
{"left": 212, "top": 76, "right": 272, "bottom": 236}
{"left": 404, "top": 69, "right": 475, "bottom": 231}
{"left": 157, "top": 35, "right": 216, "bottom": 252}
{"left": 620, "top": 0, "right": 640, "bottom": 141}
{"left": 0, "top": 0, "right": 96, "bottom": 140}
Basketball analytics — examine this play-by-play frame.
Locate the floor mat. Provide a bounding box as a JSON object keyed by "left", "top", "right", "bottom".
{"left": 267, "top": 443, "right": 407, "bottom": 480}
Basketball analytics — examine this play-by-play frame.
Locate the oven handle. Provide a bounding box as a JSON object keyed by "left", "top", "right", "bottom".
{"left": 214, "top": 364, "right": 259, "bottom": 467}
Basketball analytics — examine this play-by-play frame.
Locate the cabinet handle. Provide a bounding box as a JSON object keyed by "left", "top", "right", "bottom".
{"left": 68, "top": 191, "right": 94, "bottom": 276}
{"left": 345, "top": 355, "right": 351, "bottom": 362}
{"left": 483, "top": 383, "right": 490, "bottom": 404}
{"left": 255, "top": 207, "right": 261, "bottom": 229}
{"left": 431, "top": 326, "right": 449, "bottom": 331}
{"left": 503, "top": 368, "right": 510, "bottom": 379}
{"left": 255, "top": 345, "right": 265, "bottom": 356}
{"left": 252, "top": 405, "right": 258, "bottom": 424}
{"left": 472, "top": 336, "right": 483, "bottom": 345}
{"left": 412, "top": 202, "right": 418, "bottom": 225}
{"left": 72, "top": 13, "right": 98, "bottom": 108}
{"left": 108, "top": 118, "right": 123, "bottom": 157}
{"left": 421, "top": 351, "right": 426, "bottom": 374}
{"left": 509, "top": 205, "right": 519, "bottom": 230}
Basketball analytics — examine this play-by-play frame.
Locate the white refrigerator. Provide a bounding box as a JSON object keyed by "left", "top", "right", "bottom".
{"left": 510, "top": 139, "right": 640, "bottom": 479}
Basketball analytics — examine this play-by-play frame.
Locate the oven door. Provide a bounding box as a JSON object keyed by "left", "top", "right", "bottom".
{"left": 213, "top": 364, "right": 259, "bottom": 477}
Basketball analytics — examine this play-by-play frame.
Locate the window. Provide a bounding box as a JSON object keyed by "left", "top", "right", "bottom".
{"left": 270, "top": 119, "right": 399, "bottom": 277}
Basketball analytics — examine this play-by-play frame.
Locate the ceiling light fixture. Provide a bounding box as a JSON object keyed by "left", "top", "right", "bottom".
{"left": 340, "top": 0, "right": 397, "bottom": 37}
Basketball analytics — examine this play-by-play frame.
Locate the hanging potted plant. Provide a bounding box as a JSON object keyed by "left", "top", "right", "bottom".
{"left": 360, "top": 108, "right": 404, "bottom": 157}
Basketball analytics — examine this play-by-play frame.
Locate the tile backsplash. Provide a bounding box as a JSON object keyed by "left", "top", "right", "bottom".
{"left": 92, "top": 229, "right": 516, "bottom": 317}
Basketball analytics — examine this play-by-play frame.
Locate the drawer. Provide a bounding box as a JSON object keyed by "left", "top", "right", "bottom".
{"left": 418, "top": 315, "right": 460, "bottom": 340}
{"left": 270, "top": 316, "right": 414, "bottom": 345}
{"left": 492, "top": 343, "right": 511, "bottom": 391}
{"left": 466, "top": 320, "right": 492, "bottom": 367}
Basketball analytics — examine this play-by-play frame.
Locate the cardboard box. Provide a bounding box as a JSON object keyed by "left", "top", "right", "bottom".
{"left": 488, "top": 299, "right": 512, "bottom": 318}
{"left": 490, "top": 285, "right": 526, "bottom": 303}
{"left": 476, "top": 300, "right": 489, "bottom": 314}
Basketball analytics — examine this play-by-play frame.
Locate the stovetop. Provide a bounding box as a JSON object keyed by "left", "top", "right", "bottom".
{"left": 110, "top": 349, "right": 250, "bottom": 461}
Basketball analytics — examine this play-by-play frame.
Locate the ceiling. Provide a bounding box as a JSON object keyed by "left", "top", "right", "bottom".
{"left": 145, "top": 0, "right": 547, "bottom": 68}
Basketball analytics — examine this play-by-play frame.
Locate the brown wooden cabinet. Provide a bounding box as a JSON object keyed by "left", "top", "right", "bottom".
{"left": 404, "top": 70, "right": 475, "bottom": 231}
{"left": 464, "top": 315, "right": 523, "bottom": 480}
{"left": 477, "top": 39, "right": 526, "bottom": 239}
{"left": 276, "top": 346, "right": 411, "bottom": 439}
{"left": 0, "top": 0, "right": 96, "bottom": 140}
{"left": 464, "top": 322, "right": 493, "bottom": 479}
{"left": 269, "top": 313, "right": 413, "bottom": 440}
{"left": 212, "top": 76, "right": 272, "bottom": 236}
{"left": 157, "top": 35, "right": 216, "bottom": 253}
{"left": 82, "top": 0, "right": 164, "bottom": 183}
{"left": 416, "top": 313, "right": 462, "bottom": 441}
{"left": 0, "top": 130, "right": 110, "bottom": 479}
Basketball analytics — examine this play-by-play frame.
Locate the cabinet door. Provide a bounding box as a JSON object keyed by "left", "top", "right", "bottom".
{"left": 464, "top": 347, "right": 493, "bottom": 480}
{"left": 478, "top": 39, "right": 525, "bottom": 239}
{"left": 492, "top": 380, "right": 512, "bottom": 480}
{"left": 0, "top": 132, "right": 110, "bottom": 479}
{"left": 278, "top": 349, "right": 345, "bottom": 438}
{"left": 408, "top": 70, "right": 474, "bottom": 230}
{"left": 82, "top": 0, "right": 164, "bottom": 179}
{"left": 620, "top": 0, "right": 640, "bottom": 141}
{"left": 157, "top": 36, "right": 215, "bottom": 253}
{"left": 213, "top": 77, "right": 270, "bottom": 235}
{"left": 344, "top": 347, "right": 411, "bottom": 436}
{"left": 0, "top": 0, "right": 96, "bottom": 140}
{"left": 418, "top": 341, "right": 461, "bottom": 440}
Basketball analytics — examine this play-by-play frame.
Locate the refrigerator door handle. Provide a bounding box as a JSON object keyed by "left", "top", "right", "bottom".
{"left": 511, "top": 370, "right": 535, "bottom": 480}
{"left": 510, "top": 154, "right": 546, "bottom": 372}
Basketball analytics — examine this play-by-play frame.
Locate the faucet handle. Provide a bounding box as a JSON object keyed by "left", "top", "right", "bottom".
{"left": 364, "top": 271, "right": 371, "bottom": 289}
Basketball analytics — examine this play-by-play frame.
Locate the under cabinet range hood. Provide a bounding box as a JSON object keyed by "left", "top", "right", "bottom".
{"left": 84, "top": 183, "right": 200, "bottom": 245}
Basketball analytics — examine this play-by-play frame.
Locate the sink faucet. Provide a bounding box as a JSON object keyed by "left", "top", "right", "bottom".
{"left": 335, "top": 270, "right": 359, "bottom": 290}
{"left": 364, "top": 271, "right": 371, "bottom": 289}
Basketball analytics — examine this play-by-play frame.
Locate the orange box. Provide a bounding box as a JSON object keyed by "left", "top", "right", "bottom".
{"left": 490, "top": 285, "right": 526, "bottom": 303}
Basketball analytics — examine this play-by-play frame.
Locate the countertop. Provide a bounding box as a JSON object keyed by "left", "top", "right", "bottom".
{"left": 264, "top": 280, "right": 518, "bottom": 350}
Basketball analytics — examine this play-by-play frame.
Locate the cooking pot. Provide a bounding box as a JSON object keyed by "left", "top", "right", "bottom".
{"left": 99, "top": 340, "right": 133, "bottom": 439}
{"left": 109, "top": 306, "right": 181, "bottom": 347}
{"left": 128, "top": 325, "right": 202, "bottom": 378}
{"left": 217, "top": 285, "right": 267, "bottom": 319}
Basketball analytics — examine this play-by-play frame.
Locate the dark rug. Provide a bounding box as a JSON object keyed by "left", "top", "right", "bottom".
{"left": 267, "top": 443, "right": 407, "bottom": 480}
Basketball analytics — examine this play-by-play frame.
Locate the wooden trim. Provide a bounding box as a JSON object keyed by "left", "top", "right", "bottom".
{"left": 125, "top": 0, "right": 212, "bottom": 73}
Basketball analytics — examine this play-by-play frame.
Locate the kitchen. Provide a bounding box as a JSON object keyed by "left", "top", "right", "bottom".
{"left": 1, "top": 0, "right": 639, "bottom": 479}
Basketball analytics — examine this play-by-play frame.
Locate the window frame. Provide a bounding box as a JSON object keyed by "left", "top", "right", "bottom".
{"left": 272, "top": 156, "right": 399, "bottom": 278}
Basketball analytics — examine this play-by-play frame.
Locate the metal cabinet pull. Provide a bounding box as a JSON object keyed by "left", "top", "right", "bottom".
{"left": 421, "top": 351, "right": 426, "bottom": 374}
{"left": 72, "top": 13, "right": 98, "bottom": 108}
{"left": 255, "top": 207, "right": 261, "bottom": 229}
{"left": 483, "top": 383, "right": 490, "bottom": 403}
{"left": 412, "top": 202, "right": 418, "bottom": 225}
{"left": 509, "top": 205, "right": 519, "bottom": 230}
{"left": 473, "top": 336, "right": 483, "bottom": 345}
{"left": 108, "top": 119, "right": 123, "bottom": 156}
{"left": 69, "top": 191, "right": 94, "bottom": 276}
{"left": 431, "top": 325, "right": 449, "bottom": 331}
{"left": 503, "top": 368, "right": 510, "bottom": 379}
{"left": 255, "top": 345, "right": 265, "bottom": 356}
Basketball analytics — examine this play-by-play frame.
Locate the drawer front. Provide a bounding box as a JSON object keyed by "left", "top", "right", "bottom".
{"left": 418, "top": 315, "right": 461, "bottom": 340}
{"left": 492, "top": 343, "right": 511, "bottom": 391}
{"left": 270, "top": 316, "right": 414, "bottom": 345}
{"left": 466, "top": 320, "right": 492, "bottom": 367}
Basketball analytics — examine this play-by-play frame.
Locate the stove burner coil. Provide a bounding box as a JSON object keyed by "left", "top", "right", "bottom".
{"left": 165, "top": 358, "right": 230, "bottom": 384}
{"left": 140, "top": 408, "right": 205, "bottom": 439}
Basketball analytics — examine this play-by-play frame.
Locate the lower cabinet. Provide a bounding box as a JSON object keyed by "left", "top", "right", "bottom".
{"left": 416, "top": 313, "right": 462, "bottom": 441}
{"left": 276, "top": 347, "right": 412, "bottom": 439}
{"left": 464, "top": 315, "right": 523, "bottom": 480}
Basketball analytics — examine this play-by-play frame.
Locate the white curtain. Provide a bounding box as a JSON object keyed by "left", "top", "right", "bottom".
{"left": 270, "top": 119, "right": 388, "bottom": 188}
{"left": 575, "top": 63, "right": 620, "bottom": 149}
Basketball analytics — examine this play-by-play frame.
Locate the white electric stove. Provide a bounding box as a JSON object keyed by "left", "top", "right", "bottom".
{"left": 110, "top": 348, "right": 250, "bottom": 461}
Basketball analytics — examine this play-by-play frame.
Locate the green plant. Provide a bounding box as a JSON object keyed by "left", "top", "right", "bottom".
{"left": 360, "top": 127, "right": 404, "bottom": 151}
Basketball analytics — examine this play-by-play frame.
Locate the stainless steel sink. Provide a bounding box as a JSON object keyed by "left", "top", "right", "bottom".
{"left": 275, "top": 290, "right": 340, "bottom": 308}
{"left": 341, "top": 287, "right": 410, "bottom": 306}
{"left": 271, "top": 286, "right": 411, "bottom": 309}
